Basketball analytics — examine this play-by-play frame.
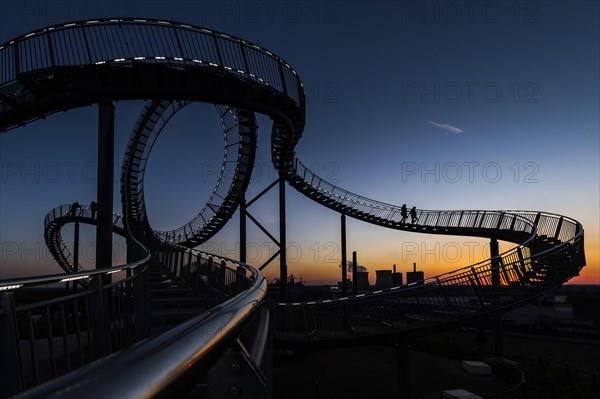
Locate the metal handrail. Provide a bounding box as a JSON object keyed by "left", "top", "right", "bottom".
{"left": 122, "top": 102, "right": 255, "bottom": 246}
{"left": 293, "top": 157, "right": 582, "bottom": 235}
{"left": 2, "top": 201, "right": 146, "bottom": 291}
{"left": 0, "top": 253, "right": 148, "bottom": 291}
{"left": 42, "top": 204, "right": 125, "bottom": 277}
{"left": 274, "top": 216, "right": 583, "bottom": 342}
{"left": 13, "top": 246, "right": 267, "bottom": 399}
{"left": 0, "top": 18, "right": 304, "bottom": 107}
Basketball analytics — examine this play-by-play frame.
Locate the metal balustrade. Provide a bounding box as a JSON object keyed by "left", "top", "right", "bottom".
{"left": 43, "top": 204, "right": 125, "bottom": 277}
{"left": 0, "top": 238, "right": 269, "bottom": 396}
{"left": 0, "top": 18, "right": 304, "bottom": 130}
{"left": 0, "top": 225, "right": 150, "bottom": 395}
{"left": 274, "top": 212, "right": 583, "bottom": 343}
{"left": 9, "top": 244, "right": 268, "bottom": 399}
{"left": 122, "top": 102, "right": 257, "bottom": 247}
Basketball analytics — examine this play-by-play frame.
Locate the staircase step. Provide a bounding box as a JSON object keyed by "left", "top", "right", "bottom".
{"left": 150, "top": 281, "right": 188, "bottom": 288}
{"left": 150, "top": 288, "right": 197, "bottom": 297}
{"left": 150, "top": 297, "right": 204, "bottom": 304}
{"left": 150, "top": 308, "right": 207, "bottom": 318}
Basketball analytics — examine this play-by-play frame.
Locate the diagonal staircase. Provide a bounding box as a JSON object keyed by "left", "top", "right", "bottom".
{"left": 147, "top": 261, "right": 208, "bottom": 336}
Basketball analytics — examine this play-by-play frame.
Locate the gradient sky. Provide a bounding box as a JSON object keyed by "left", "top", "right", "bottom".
{"left": 0, "top": 1, "right": 598, "bottom": 285}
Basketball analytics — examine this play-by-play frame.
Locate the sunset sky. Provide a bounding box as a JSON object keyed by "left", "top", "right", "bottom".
{"left": 0, "top": 1, "right": 598, "bottom": 285}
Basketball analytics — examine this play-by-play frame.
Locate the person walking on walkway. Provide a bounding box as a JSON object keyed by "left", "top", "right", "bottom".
{"left": 70, "top": 201, "right": 80, "bottom": 216}
{"left": 410, "top": 206, "right": 418, "bottom": 224}
{"left": 90, "top": 201, "right": 97, "bottom": 219}
{"left": 401, "top": 204, "right": 408, "bottom": 224}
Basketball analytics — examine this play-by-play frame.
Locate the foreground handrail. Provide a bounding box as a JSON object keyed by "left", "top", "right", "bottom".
{"left": 1, "top": 202, "right": 147, "bottom": 291}
{"left": 0, "top": 254, "right": 148, "bottom": 291}
{"left": 14, "top": 248, "right": 267, "bottom": 399}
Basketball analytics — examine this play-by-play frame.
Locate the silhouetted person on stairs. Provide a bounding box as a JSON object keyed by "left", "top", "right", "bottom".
{"left": 410, "top": 206, "right": 418, "bottom": 224}
{"left": 70, "top": 201, "right": 80, "bottom": 216}
{"left": 401, "top": 204, "right": 408, "bottom": 224}
{"left": 90, "top": 201, "right": 97, "bottom": 219}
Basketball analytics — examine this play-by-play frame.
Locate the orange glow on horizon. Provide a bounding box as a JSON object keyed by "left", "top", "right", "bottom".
{"left": 262, "top": 237, "right": 600, "bottom": 286}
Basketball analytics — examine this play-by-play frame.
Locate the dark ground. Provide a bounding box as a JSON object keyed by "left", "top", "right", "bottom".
{"left": 274, "top": 328, "right": 600, "bottom": 399}
{"left": 274, "top": 345, "right": 511, "bottom": 399}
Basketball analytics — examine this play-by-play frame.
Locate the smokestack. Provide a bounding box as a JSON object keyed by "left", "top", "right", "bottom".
{"left": 375, "top": 270, "right": 393, "bottom": 290}
{"left": 413, "top": 262, "right": 416, "bottom": 273}
{"left": 393, "top": 264, "right": 396, "bottom": 273}
{"left": 356, "top": 271, "right": 370, "bottom": 291}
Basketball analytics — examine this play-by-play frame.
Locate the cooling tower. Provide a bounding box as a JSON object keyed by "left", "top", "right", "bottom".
{"left": 392, "top": 272, "right": 403, "bottom": 286}
{"left": 355, "top": 271, "right": 370, "bottom": 291}
{"left": 375, "top": 270, "right": 393, "bottom": 290}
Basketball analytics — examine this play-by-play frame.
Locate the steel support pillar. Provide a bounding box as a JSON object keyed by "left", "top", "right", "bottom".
{"left": 90, "top": 98, "right": 114, "bottom": 358}
{"left": 341, "top": 213, "right": 347, "bottom": 295}
{"left": 240, "top": 196, "right": 247, "bottom": 264}
{"left": 96, "top": 98, "right": 114, "bottom": 274}
{"left": 491, "top": 238, "right": 500, "bottom": 287}
{"left": 490, "top": 237, "right": 503, "bottom": 356}
{"left": 278, "top": 173, "right": 287, "bottom": 301}
{"left": 72, "top": 221, "right": 80, "bottom": 293}
{"left": 241, "top": 172, "right": 286, "bottom": 298}
{"left": 73, "top": 221, "right": 79, "bottom": 272}
{"left": 0, "top": 293, "right": 24, "bottom": 395}
{"left": 352, "top": 250, "right": 358, "bottom": 294}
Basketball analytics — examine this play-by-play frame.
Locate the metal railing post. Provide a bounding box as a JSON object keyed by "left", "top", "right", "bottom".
{"left": 220, "top": 260, "right": 227, "bottom": 302}
{"left": 89, "top": 276, "right": 110, "bottom": 359}
{"left": 134, "top": 266, "right": 149, "bottom": 340}
{"left": 0, "top": 292, "right": 24, "bottom": 395}
{"left": 178, "top": 250, "right": 185, "bottom": 278}
{"left": 554, "top": 216, "right": 564, "bottom": 240}
{"left": 341, "top": 213, "right": 347, "bottom": 295}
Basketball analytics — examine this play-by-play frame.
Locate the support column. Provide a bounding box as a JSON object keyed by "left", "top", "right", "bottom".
{"left": 237, "top": 196, "right": 247, "bottom": 283}
{"left": 90, "top": 99, "right": 114, "bottom": 358}
{"left": 491, "top": 238, "right": 500, "bottom": 287}
{"left": 73, "top": 221, "right": 80, "bottom": 271}
{"left": 240, "top": 197, "right": 247, "bottom": 264}
{"left": 96, "top": 98, "right": 114, "bottom": 273}
{"left": 0, "top": 293, "right": 24, "bottom": 395}
{"left": 278, "top": 173, "right": 287, "bottom": 301}
{"left": 490, "top": 237, "right": 503, "bottom": 356}
{"left": 340, "top": 213, "right": 347, "bottom": 295}
{"left": 352, "top": 250, "right": 358, "bottom": 294}
{"left": 73, "top": 221, "right": 80, "bottom": 293}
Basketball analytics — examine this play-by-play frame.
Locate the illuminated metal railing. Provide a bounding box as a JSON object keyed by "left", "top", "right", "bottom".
{"left": 12, "top": 246, "right": 269, "bottom": 399}
{"left": 121, "top": 102, "right": 257, "bottom": 247}
{"left": 0, "top": 214, "right": 150, "bottom": 395}
{"left": 0, "top": 18, "right": 304, "bottom": 122}
{"left": 292, "top": 156, "right": 552, "bottom": 238}
{"left": 275, "top": 210, "right": 584, "bottom": 342}
{"left": 43, "top": 204, "right": 125, "bottom": 277}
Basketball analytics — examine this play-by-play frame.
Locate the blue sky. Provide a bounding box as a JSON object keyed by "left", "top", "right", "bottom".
{"left": 0, "top": 1, "right": 598, "bottom": 284}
